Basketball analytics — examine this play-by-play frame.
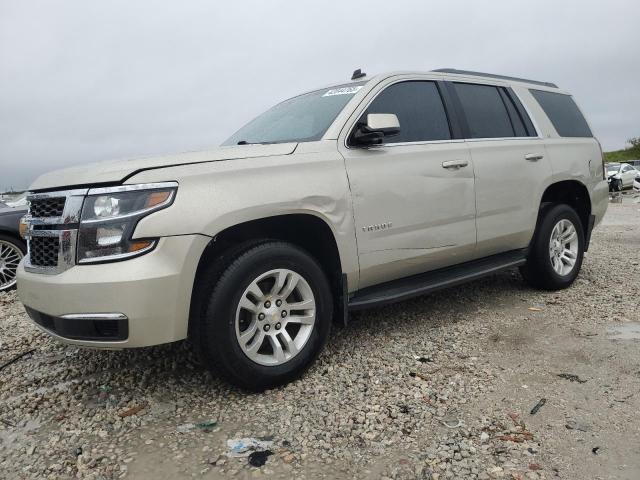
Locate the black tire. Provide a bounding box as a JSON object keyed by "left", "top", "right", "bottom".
{"left": 520, "top": 204, "right": 585, "bottom": 291}
{"left": 0, "top": 233, "right": 26, "bottom": 292}
{"left": 616, "top": 179, "right": 623, "bottom": 192}
{"left": 191, "top": 241, "right": 332, "bottom": 391}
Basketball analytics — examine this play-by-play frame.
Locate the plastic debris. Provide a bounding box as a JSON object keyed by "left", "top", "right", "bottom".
{"left": 195, "top": 420, "right": 218, "bottom": 431}
{"left": 413, "top": 355, "right": 433, "bottom": 363}
{"left": 98, "top": 385, "right": 112, "bottom": 393}
{"left": 530, "top": 398, "right": 546, "bottom": 415}
{"left": 528, "top": 307, "right": 542, "bottom": 312}
{"left": 227, "top": 437, "right": 274, "bottom": 457}
{"left": 557, "top": 373, "right": 587, "bottom": 383}
{"left": 592, "top": 446, "right": 600, "bottom": 455}
{"left": 529, "top": 463, "right": 541, "bottom": 471}
{"left": 480, "top": 432, "right": 490, "bottom": 443}
{"left": 177, "top": 420, "right": 218, "bottom": 433}
{"left": 248, "top": 450, "right": 273, "bottom": 467}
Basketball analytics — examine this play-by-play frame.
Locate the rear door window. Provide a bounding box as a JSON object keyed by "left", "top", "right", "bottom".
{"left": 362, "top": 81, "right": 451, "bottom": 143}
{"left": 453, "top": 83, "right": 516, "bottom": 139}
{"left": 529, "top": 89, "right": 592, "bottom": 137}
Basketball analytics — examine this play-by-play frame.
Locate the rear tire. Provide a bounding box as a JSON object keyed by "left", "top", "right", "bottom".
{"left": 192, "top": 241, "right": 332, "bottom": 391}
{"left": 520, "top": 204, "right": 584, "bottom": 290}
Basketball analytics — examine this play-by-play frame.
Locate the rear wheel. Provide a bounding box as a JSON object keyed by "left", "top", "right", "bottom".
{"left": 520, "top": 204, "right": 584, "bottom": 290}
{"left": 0, "top": 234, "right": 25, "bottom": 292}
{"left": 192, "top": 241, "right": 332, "bottom": 391}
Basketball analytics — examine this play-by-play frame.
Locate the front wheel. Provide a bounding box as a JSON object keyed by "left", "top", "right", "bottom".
{"left": 616, "top": 179, "right": 624, "bottom": 191}
{"left": 520, "top": 204, "right": 585, "bottom": 290}
{"left": 192, "top": 241, "right": 332, "bottom": 391}
{"left": 0, "top": 235, "right": 25, "bottom": 292}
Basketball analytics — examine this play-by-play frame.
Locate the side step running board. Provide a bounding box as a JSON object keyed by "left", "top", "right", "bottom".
{"left": 348, "top": 249, "right": 527, "bottom": 310}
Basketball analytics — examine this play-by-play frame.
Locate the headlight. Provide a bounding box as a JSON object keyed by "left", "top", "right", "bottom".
{"left": 77, "top": 182, "right": 177, "bottom": 263}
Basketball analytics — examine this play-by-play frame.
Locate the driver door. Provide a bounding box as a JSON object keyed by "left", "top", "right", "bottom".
{"left": 339, "top": 80, "right": 476, "bottom": 289}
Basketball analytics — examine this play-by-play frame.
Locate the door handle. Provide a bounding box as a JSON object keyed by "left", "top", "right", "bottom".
{"left": 442, "top": 160, "right": 469, "bottom": 169}
{"left": 525, "top": 153, "right": 544, "bottom": 161}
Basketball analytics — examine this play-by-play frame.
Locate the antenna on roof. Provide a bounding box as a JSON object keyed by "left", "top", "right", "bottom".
{"left": 351, "top": 68, "right": 366, "bottom": 80}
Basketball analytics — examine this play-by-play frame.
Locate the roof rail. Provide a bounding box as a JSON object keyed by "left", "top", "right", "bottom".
{"left": 432, "top": 68, "right": 558, "bottom": 88}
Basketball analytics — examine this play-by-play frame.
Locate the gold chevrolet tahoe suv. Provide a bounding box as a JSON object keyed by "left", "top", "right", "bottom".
{"left": 17, "top": 69, "right": 609, "bottom": 390}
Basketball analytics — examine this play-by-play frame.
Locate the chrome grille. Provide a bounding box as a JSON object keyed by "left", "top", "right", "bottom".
{"left": 29, "top": 237, "right": 60, "bottom": 267}
{"left": 30, "top": 197, "right": 66, "bottom": 218}
{"left": 25, "top": 189, "right": 88, "bottom": 274}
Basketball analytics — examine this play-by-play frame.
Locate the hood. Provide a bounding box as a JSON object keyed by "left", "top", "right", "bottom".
{"left": 29, "top": 143, "right": 298, "bottom": 191}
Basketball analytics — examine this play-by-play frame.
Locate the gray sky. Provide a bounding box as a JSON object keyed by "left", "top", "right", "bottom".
{"left": 1, "top": 0, "right": 639, "bottom": 191}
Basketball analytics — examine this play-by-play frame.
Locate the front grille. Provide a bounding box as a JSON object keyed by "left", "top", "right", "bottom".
{"left": 30, "top": 197, "right": 66, "bottom": 218}
{"left": 29, "top": 237, "right": 60, "bottom": 267}
{"left": 25, "top": 188, "right": 86, "bottom": 274}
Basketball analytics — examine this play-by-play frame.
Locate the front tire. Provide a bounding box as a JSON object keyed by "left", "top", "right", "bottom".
{"left": 520, "top": 204, "right": 585, "bottom": 290}
{"left": 192, "top": 241, "right": 332, "bottom": 391}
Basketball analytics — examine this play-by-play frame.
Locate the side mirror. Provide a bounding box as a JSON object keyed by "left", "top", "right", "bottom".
{"left": 352, "top": 113, "right": 401, "bottom": 146}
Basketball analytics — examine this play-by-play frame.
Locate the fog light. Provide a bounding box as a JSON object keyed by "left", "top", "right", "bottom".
{"left": 96, "top": 227, "right": 124, "bottom": 246}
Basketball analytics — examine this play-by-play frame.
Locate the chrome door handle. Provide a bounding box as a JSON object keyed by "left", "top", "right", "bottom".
{"left": 442, "top": 160, "right": 469, "bottom": 169}
{"left": 525, "top": 153, "right": 544, "bottom": 161}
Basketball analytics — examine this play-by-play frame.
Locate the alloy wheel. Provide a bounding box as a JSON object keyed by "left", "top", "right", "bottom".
{"left": 548, "top": 219, "right": 578, "bottom": 276}
{"left": 235, "top": 268, "right": 316, "bottom": 366}
{"left": 0, "top": 240, "right": 23, "bottom": 291}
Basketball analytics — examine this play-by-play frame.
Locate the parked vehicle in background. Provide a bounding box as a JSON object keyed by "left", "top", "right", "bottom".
{"left": 633, "top": 174, "right": 640, "bottom": 193}
{"left": 18, "top": 69, "right": 608, "bottom": 390}
{"left": 5, "top": 194, "right": 27, "bottom": 208}
{"left": 607, "top": 162, "right": 639, "bottom": 191}
{"left": 0, "top": 204, "right": 28, "bottom": 291}
{"left": 625, "top": 159, "right": 640, "bottom": 170}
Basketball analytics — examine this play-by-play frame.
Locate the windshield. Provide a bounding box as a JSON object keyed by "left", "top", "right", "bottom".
{"left": 607, "top": 163, "right": 620, "bottom": 172}
{"left": 223, "top": 82, "right": 366, "bottom": 145}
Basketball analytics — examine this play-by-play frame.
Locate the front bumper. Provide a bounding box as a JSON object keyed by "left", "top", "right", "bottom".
{"left": 17, "top": 234, "right": 210, "bottom": 348}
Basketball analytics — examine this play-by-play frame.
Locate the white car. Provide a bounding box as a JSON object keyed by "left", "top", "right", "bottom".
{"left": 607, "top": 162, "right": 639, "bottom": 191}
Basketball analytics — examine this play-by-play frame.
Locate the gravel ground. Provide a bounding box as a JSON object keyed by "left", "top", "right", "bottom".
{"left": 1, "top": 197, "right": 639, "bottom": 480}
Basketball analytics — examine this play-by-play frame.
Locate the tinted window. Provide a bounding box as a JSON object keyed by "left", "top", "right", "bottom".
{"left": 454, "top": 83, "right": 515, "bottom": 138}
{"left": 529, "top": 90, "right": 592, "bottom": 137}
{"left": 363, "top": 81, "right": 451, "bottom": 143}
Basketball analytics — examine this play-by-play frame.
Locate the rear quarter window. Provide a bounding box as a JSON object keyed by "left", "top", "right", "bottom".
{"left": 529, "top": 89, "right": 592, "bottom": 138}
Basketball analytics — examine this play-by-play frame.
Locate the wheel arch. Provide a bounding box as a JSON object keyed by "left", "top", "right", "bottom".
{"left": 0, "top": 227, "right": 27, "bottom": 251}
{"left": 537, "top": 179, "right": 591, "bottom": 241}
{"left": 189, "top": 213, "right": 346, "bottom": 332}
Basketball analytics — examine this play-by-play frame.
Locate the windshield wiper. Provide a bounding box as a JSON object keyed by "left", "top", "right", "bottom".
{"left": 236, "top": 140, "right": 279, "bottom": 145}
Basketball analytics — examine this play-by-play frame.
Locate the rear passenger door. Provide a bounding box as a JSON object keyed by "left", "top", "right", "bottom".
{"left": 448, "top": 82, "right": 552, "bottom": 258}
{"left": 340, "top": 80, "right": 476, "bottom": 289}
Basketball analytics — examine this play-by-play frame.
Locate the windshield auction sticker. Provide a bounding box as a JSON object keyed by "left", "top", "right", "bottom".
{"left": 322, "top": 86, "right": 364, "bottom": 97}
